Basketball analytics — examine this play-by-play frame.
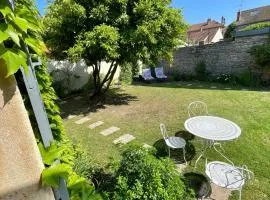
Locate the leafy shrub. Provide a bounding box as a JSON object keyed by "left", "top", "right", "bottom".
{"left": 237, "top": 71, "right": 254, "bottom": 86}
{"left": 213, "top": 74, "right": 237, "bottom": 85}
{"left": 250, "top": 44, "right": 270, "bottom": 69}
{"left": 241, "top": 22, "right": 270, "bottom": 31}
{"left": 120, "top": 63, "right": 133, "bottom": 84}
{"left": 195, "top": 61, "right": 208, "bottom": 81}
{"left": 224, "top": 22, "right": 236, "bottom": 38}
{"left": 112, "top": 145, "right": 192, "bottom": 200}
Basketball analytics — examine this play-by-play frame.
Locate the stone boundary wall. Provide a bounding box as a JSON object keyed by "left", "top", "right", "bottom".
{"left": 164, "top": 34, "right": 269, "bottom": 76}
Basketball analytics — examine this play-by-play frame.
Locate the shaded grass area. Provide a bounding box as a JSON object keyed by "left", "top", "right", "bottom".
{"left": 62, "top": 81, "right": 270, "bottom": 200}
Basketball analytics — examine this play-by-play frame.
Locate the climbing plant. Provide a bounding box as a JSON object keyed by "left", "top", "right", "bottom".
{"left": 0, "top": 0, "right": 45, "bottom": 77}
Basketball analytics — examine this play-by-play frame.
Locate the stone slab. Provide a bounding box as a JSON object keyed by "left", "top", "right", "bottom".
{"left": 113, "top": 134, "right": 135, "bottom": 144}
{"left": 59, "top": 100, "right": 67, "bottom": 105}
{"left": 224, "top": 88, "right": 232, "bottom": 90}
{"left": 210, "top": 86, "right": 217, "bottom": 89}
{"left": 74, "top": 96, "right": 82, "bottom": 100}
{"left": 143, "top": 143, "right": 152, "bottom": 148}
{"left": 75, "top": 116, "right": 91, "bottom": 124}
{"left": 205, "top": 183, "right": 231, "bottom": 200}
{"left": 100, "top": 126, "right": 120, "bottom": 136}
{"left": 186, "top": 83, "right": 193, "bottom": 86}
{"left": 175, "top": 164, "right": 187, "bottom": 173}
{"left": 88, "top": 121, "right": 104, "bottom": 129}
{"left": 67, "top": 115, "right": 76, "bottom": 119}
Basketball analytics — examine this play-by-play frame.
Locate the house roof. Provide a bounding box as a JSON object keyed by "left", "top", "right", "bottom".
{"left": 187, "top": 19, "right": 224, "bottom": 44}
{"left": 188, "top": 19, "right": 224, "bottom": 32}
{"left": 236, "top": 5, "right": 270, "bottom": 26}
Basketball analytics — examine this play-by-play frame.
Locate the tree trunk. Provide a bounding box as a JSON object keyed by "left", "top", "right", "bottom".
{"left": 90, "top": 61, "right": 118, "bottom": 98}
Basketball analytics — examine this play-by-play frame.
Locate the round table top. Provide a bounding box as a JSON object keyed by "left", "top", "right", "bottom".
{"left": 184, "top": 116, "right": 241, "bottom": 141}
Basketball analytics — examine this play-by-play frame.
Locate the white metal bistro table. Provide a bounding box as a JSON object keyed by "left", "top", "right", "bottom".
{"left": 184, "top": 116, "right": 241, "bottom": 168}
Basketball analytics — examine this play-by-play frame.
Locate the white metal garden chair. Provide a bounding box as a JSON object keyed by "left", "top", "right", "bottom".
{"left": 205, "top": 159, "right": 254, "bottom": 200}
{"left": 142, "top": 68, "right": 154, "bottom": 80}
{"left": 154, "top": 67, "right": 167, "bottom": 79}
{"left": 188, "top": 101, "right": 208, "bottom": 118}
{"left": 160, "top": 123, "right": 187, "bottom": 165}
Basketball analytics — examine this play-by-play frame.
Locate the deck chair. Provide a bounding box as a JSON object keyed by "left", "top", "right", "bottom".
{"left": 141, "top": 68, "right": 154, "bottom": 81}
{"left": 154, "top": 67, "right": 167, "bottom": 79}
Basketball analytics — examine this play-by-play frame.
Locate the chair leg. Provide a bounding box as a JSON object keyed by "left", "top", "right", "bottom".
{"left": 183, "top": 148, "right": 187, "bottom": 165}
{"left": 239, "top": 189, "right": 242, "bottom": 200}
{"left": 168, "top": 147, "right": 170, "bottom": 157}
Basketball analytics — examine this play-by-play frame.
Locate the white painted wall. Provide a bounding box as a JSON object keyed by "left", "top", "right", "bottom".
{"left": 211, "top": 28, "right": 224, "bottom": 43}
{"left": 47, "top": 60, "right": 120, "bottom": 92}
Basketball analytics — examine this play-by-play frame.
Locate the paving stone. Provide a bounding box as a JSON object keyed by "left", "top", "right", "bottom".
{"left": 100, "top": 126, "right": 120, "bottom": 136}
{"left": 210, "top": 86, "right": 217, "bottom": 89}
{"left": 74, "top": 96, "right": 82, "bottom": 100}
{"left": 241, "top": 88, "right": 248, "bottom": 91}
{"left": 143, "top": 143, "right": 152, "bottom": 148}
{"left": 186, "top": 83, "right": 193, "bottom": 86}
{"left": 88, "top": 121, "right": 104, "bottom": 129}
{"left": 75, "top": 116, "right": 91, "bottom": 124}
{"left": 198, "top": 85, "right": 204, "bottom": 88}
{"left": 67, "top": 115, "right": 76, "bottom": 119}
{"left": 224, "top": 87, "right": 232, "bottom": 90}
{"left": 175, "top": 164, "right": 187, "bottom": 173}
{"left": 113, "top": 134, "right": 135, "bottom": 144}
{"left": 59, "top": 100, "right": 67, "bottom": 105}
{"left": 204, "top": 183, "right": 231, "bottom": 200}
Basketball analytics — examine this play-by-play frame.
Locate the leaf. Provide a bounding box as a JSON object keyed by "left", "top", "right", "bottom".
{"left": 38, "top": 142, "right": 65, "bottom": 165}
{"left": 0, "top": 48, "right": 27, "bottom": 77}
{"left": 41, "top": 163, "right": 71, "bottom": 187}
{"left": 0, "top": 2, "right": 13, "bottom": 17}
{"left": 14, "top": 16, "right": 28, "bottom": 33}
{"left": 25, "top": 36, "right": 45, "bottom": 55}
{"left": 0, "top": 25, "right": 9, "bottom": 43}
{"left": 6, "top": 24, "right": 21, "bottom": 47}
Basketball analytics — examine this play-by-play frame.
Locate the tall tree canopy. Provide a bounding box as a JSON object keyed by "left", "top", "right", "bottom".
{"left": 43, "top": 0, "right": 188, "bottom": 96}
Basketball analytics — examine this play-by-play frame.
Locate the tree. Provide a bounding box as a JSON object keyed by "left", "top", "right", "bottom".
{"left": 224, "top": 21, "right": 236, "bottom": 39}
{"left": 43, "top": 0, "right": 188, "bottom": 96}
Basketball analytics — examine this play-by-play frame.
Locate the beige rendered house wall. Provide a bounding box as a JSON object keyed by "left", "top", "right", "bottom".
{"left": 0, "top": 71, "right": 54, "bottom": 199}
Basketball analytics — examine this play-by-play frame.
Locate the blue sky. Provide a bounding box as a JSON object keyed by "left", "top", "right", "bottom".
{"left": 36, "top": 0, "right": 269, "bottom": 25}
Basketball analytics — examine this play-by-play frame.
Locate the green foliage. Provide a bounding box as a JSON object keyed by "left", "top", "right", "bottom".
{"left": 113, "top": 145, "right": 191, "bottom": 200}
{"left": 44, "top": 0, "right": 188, "bottom": 95}
{"left": 0, "top": 0, "right": 45, "bottom": 77}
{"left": 195, "top": 61, "right": 208, "bottom": 81}
{"left": 224, "top": 22, "right": 236, "bottom": 38}
{"left": 250, "top": 43, "right": 270, "bottom": 69}
{"left": 237, "top": 70, "right": 253, "bottom": 86}
{"left": 119, "top": 63, "right": 133, "bottom": 84}
{"left": 241, "top": 22, "right": 270, "bottom": 32}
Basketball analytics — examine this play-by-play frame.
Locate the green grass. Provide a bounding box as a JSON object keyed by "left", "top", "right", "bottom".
{"left": 240, "top": 21, "right": 270, "bottom": 31}
{"left": 62, "top": 82, "right": 270, "bottom": 200}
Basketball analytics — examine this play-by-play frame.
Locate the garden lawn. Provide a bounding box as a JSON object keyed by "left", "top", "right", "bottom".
{"left": 62, "top": 82, "right": 270, "bottom": 200}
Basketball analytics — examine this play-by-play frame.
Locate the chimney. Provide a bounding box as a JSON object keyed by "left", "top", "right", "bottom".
{"left": 207, "top": 18, "right": 211, "bottom": 24}
{"left": 221, "top": 16, "right": 225, "bottom": 26}
{"left": 237, "top": 10, "right": 241, "bottom": 22}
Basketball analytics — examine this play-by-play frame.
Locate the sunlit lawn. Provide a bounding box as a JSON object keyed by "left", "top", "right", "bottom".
{"left": 62, "top": 81, "right": 270, "bottom": 200}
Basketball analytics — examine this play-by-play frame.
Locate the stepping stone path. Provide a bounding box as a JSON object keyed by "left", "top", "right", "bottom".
{"left": 143, "top": 143, "right": 152, "bottom": 148}
{"left": 67, "top": 115, "right": 76, "bottom": 119}
{"left": 100, "top": 126, "right": 120, "bottom": 136}
{"left": 224, "top": 87, "right": 232, "bottom": 90}
{"left": 113, "top": 134, "right": 135, "bottom": 144}
{"left": 89, "top": 121, "right": 104, "bottom": 129}
{"left": 241, "top": 88, "right": 248, "bottom": 91}
{"left": 59, "top": 100, "right": 67, "bottom": 105}
{"left": 186, "top": 84, "right": 193, "bottom": 86}
{"left": 75, "top": 116, "right": 91, "bottom": 124}
{"left": 205, "top": 183, "right": 231, "bottom": 200}
{"left": 74, "top": 96, "right": 82, "bottom": 100}
{"left": 210, "top": 86, "right": 217, "bottom": 89}
{"left": 175, "top": 164, "right": 187, "bottom": 173}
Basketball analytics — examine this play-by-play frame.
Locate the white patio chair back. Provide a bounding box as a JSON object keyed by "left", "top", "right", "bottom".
{"left": 205, "top": 159, "right": 254, "bottom": 200}
{"left": 142, "top": 68, "right": 153, "bottom": 80}
{"left": 155, "top": 67, "right": 167, "bottom": 78}
{"left": 188, "top": 101, "right": 208, "bottom": 117}
{"left": 160, "top": 123, "right": 169, "bottom": 140}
